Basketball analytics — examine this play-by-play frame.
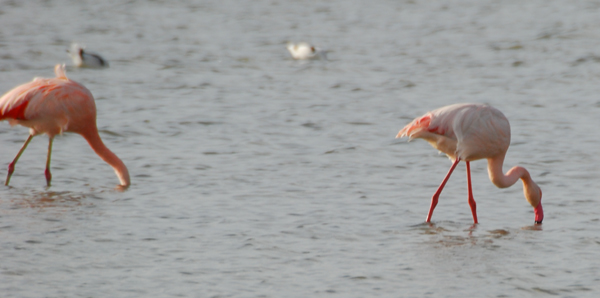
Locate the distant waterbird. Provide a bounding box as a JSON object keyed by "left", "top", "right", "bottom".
{"left": 286, "top": 42, "right": 327, "bottom": 60}
{"left": 0, "top": 64, "right": 130, "bottom": 188}
{"left": 397, "top": 103, "right": 543, "bottom": 224}
{"left": 67, "top": 43, "right": 109, "bottom": 68}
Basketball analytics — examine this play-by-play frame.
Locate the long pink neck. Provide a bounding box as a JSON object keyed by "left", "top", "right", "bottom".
{"left": 487, "top": 153, "right": 543, "bottom": 222}
{"left": 82, "top": 129, "right": 130, "bottom": 187}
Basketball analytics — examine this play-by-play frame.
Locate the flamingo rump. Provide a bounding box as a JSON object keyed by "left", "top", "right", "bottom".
{"left": 0, "top": 64, "right": 129, "bottom": 188}
{"left": 397, "top": 103, "right": 543, "bottom": 224}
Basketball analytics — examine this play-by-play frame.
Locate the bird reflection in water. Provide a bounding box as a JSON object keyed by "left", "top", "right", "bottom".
{"left": 8, "top": 190, "right": 86, "bottom": 210}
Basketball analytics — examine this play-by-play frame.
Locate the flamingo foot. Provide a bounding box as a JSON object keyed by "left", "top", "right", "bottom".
{"left": 5, "top": 162, "right": 16, "bottom": 186}
{"left": 425, "top": 194, "right": 439, "bottom": 223}
{"left": 467, "top": 192, "right": 478, "bottom": 223}
{"left": 426, "top": 158, "right": 461, "bottom": 223}
{"left": 466, "top": 161, "right": 478, "bottom": 224}
{"left": 469, "top": 201, "right": 478, "bottom": 224}
{"left": 45, "top": 168, "right": 52, "bottom": 187}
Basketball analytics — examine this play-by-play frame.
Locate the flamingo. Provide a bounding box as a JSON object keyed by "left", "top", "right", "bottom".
{"left": 67, "top": 43, "right": 109, "bottom": 68}
{"left": 397, "top": 103, "right": 543, "bottom": 224}
{"left": 0, "top": 64, "right": 129, "bottom": 188}
{"left": 286, "top": 42, "right": 327, "bottom": 60}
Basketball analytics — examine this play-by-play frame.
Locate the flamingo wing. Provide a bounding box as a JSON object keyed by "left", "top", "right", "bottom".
{"left": 397, "top": 108, "right": 455, "bottom": 140}
{"left": 397, "top": 114, "right": 431, "bottom": 139}
{"left": 0, "top": 65, "right": 69, "bottom": 122}
{"left": 0, "top": 82, "right": 35, "bottom": 122}
{"left": 0, "top": 65, "right": 94, "bottom": 135}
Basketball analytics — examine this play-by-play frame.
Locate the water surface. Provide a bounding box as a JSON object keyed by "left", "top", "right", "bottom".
{"left": 1, "top": 0, "right": 600, "bottom": 297}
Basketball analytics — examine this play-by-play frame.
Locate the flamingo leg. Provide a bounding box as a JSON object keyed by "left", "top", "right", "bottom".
{"left": 466, "top": 161, "right": 478, "bottom": 224}
{"left": 426, "top": 158, "right": 460, "bottom": 222}
{"left": 5, "top": 134, "right": 34, "bottom": 186}
{"left": 45, "top": 137, "right": 54, "bottom": 187}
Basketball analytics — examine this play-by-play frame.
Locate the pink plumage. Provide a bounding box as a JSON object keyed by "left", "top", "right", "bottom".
{"left": 0, "top": 64, "right": 130, "bottom": 188}
{"left": 397, "top": 103, "right": 543, "bottom": 224}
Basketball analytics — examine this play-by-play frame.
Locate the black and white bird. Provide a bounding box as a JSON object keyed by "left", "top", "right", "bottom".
{"left": 67, "top": 43, "right": 109, "bottom": 68}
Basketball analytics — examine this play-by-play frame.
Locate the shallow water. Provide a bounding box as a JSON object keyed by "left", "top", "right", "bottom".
{"left": 1, "top": 0, "right": 600, "bottom": 297}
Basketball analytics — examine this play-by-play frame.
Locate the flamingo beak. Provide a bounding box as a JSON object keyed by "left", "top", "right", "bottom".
{"left": 534, "top": 190, "right": 543, "bottom": 224}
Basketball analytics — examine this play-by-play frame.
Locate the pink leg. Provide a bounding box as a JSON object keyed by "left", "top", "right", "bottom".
{"left": 466, "top": 161, "right": 478, "bottom": 224}
{"left": 5, "top": 134, "right": 34, "bottom": 186}
{"left": 426, "top": 158, "right": 460, "bottom": 222}
{"left": 45, "top": 137, "right": 54, "bottom": 187}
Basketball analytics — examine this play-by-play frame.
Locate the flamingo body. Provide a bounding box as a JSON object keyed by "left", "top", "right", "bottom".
{"left": 397, "top": 103, "right": 543, "bottom": 224}
{"left": 0, "top": 64, "right": 129, "bottom": 187}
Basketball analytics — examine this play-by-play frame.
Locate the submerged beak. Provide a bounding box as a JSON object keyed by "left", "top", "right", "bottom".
{"left": 534, "top": 190, "right": 543, "bottom": 224}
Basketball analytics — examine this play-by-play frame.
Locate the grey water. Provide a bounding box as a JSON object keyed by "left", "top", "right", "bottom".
{"left": 1, "top": 0, "right": 600, "bottom": 297}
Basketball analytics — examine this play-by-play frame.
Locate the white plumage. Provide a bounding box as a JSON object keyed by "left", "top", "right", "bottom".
{"left": 67, "top": 43, "right": 109, "bottom": 68}
{"left": 286, "top": 42, "right": 327, "bottom": 60}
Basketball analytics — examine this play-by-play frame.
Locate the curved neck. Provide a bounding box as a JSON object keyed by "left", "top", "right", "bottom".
{"left": 487, "top": 154, "right": 541, "bottom": 208}
{"left": 82, "top": 129, "right": 130, "bottom": 187}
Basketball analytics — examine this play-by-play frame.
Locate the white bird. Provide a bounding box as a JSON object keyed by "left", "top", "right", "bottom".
{"left": 67, "top": 43, "right": 109, "bottom": 68}
{"left": 286, "top": 42, "right": 327, "bottom": 60}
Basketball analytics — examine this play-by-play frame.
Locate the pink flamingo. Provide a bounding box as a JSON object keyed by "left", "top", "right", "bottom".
{"left": 0, "top": 64, "right": 130, "bottom": 188}
{"left": 397, "top": 103, "right": 543, "bottom": 224}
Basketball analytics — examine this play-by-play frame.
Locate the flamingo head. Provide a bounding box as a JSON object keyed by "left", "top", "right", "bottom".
{"left": 534, "top": 190, "right": 543, "bottom": 224}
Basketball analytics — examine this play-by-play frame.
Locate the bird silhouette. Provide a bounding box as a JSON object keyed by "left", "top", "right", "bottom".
{"left": 0, "top": 64, "right": 129, "bottom": 188}
{"left": 397, "top": 103, "right": 543, "bottom": 224}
